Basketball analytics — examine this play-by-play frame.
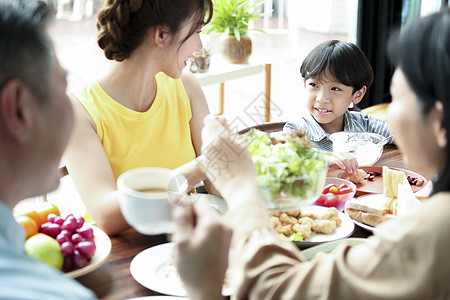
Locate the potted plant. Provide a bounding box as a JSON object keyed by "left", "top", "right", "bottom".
{"left": 204, "top": 0, "right": 266, "bottom": 64}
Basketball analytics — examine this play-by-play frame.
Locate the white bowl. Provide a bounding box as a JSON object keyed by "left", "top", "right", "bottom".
{"left": 330, "top": 131, "right": 384, "bottom": 166}
{"left": 313, "top": 177, "right": 357, "bottom": 211}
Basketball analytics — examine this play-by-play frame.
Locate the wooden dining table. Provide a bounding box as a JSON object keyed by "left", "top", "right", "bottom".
{"left": 76, "top": 144, "right": 407, "bottom": 300}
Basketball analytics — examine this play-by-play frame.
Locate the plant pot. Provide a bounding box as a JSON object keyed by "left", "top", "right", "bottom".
{"left": 189, "top": 48, "right": 211, "bottom": 73}
{"left": 220, "top": 35, "right": 252, "bottom": 64}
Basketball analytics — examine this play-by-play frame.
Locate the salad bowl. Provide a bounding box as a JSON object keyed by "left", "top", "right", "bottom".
{"left": 241, "top": 129, "right": 330, "bottom": 211}
{"left": 258, "top": 165, "right": 328, "bottom": 210}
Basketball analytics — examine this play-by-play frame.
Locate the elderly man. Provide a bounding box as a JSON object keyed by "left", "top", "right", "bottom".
{"left": 0, "top": 0, "right": 95, "bottom": 298}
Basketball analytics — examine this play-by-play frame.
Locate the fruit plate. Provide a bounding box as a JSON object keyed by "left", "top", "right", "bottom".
{"left": 64, "top": 226, "right": 111, "bottom": 278}
{"left": 338, "top": 166, "right": 427, "bottom": 197}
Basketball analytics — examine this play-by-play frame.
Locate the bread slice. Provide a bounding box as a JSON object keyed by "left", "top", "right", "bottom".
{"left": 345, "top": 197, "right": 390, "bottom": 216}
{"left": 346, "top": 208, "right": 395, "bottom": 227}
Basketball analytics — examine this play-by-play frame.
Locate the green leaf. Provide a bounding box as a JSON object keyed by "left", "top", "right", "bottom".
{"left": 234, "top": 27, "right": 241, "bottom": 41}
{"left": 205, "top": 0, "right": 267, "bottom": 38}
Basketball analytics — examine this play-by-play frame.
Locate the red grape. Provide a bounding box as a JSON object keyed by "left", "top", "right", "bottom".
{"left": 37, "top": 213, "right": 96, "bottom": 273}
{"left": 40, "top": 222, "right": 61, "bottom": 238}
{"left": 62, "top": 254, "right": 74, "bottom": 272}
{"left": 54, "top": 216, "right": 64, "bottom": 226}
{"left": 47, "top": 213, "right": 57, "bottom": 223}
{"left": 76, "top": 240, "right": 96, "bottom": 258}
{"left": 73, "top": 250, "right": 89, "bottom": 269}
{"left": 56, "top": 233, "right": 70, "bottom": 245}
{"left": 61, "top": 219, "right": 77, "bottom": 233}
{"left": 77, "top": 226, "right": 94, "bottom": 240}
{"left": 71, "top": 233, "right": 83, "bottom": 244}
{"left": 75, "top": 216, "right": 84, "bottom": 229}
{"left": 61, "top": 241, "right": 74, "bottom": 256}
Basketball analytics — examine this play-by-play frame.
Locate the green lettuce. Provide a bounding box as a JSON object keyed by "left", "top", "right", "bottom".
{"left": 241, "top": 129, "right": 330, "bottom": 201}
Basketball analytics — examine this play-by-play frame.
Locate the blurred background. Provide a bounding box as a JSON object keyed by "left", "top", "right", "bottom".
{"left": 48, "top": 0, "right": 447, "bottom": 129}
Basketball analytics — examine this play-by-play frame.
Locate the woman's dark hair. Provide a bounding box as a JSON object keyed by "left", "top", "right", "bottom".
{"left": 97, "top": 0, "right": 213, "bottom": 62}
{"left": 388, "top": 8, "right": 450, "bottom": 194}
{"left": 0, "top": 0, "right": 54, "bottom": 103}
{"left": 300, "top": 40, "right": 374, "bottom": 94}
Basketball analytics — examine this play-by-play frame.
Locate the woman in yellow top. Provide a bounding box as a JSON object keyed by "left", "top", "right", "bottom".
{"left": 64, "top": 0, "right": 213, "bottom": 235}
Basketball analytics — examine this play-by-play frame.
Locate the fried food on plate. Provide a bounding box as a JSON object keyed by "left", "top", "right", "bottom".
{"left": 348, "top": 168, "right": 367, "bottom": 184}
{"left": 270, "top": 207, "right": 342, "bottom": 241}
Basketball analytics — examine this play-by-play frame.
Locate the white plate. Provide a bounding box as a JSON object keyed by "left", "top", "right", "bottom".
{"left": 294, "top": 205, "right": 355, "bottom": 249}
{"left": 301, "top": 238, "right": 367, "bottom": 261}
{"left": 346, "top": 213, "right": 376, "bottom": 232}
{"left": 344, "top": 193, "right": 390, "bottom": 233}
{"left": 64, "top": 226, "right": 112, "bottom": 278}
{"left": 130, "top": 243, "right": 232, "bottom": 297}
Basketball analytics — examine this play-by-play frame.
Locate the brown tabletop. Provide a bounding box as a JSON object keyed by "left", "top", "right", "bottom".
{"left": 76, "top": 144, "right": 405, "bottom": 299}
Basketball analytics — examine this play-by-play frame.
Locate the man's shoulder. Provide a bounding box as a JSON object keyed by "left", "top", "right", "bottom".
{"left": 0, "top": 247, "right": 96, "bottom": 299}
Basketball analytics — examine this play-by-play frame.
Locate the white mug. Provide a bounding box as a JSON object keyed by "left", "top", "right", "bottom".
{"left": 117, "top": 167, "right": 189, "bottom": 235}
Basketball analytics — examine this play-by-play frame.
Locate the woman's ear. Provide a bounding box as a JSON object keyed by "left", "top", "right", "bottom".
{"left": 432, "top": 101, "right": 447, "bottom": 149}
{"left": 352, "top": 86, "right": 367, "bottom": 105}
{"left": 0, "top": 79, "right": 34, "bottom": 143}
{"left": 154, "top": 25, "right": 171, "bottom": 48}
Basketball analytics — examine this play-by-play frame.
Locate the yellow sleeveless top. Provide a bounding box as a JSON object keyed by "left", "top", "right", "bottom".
{"left": 73, "top": 72, "right": 197, "bottom": 181}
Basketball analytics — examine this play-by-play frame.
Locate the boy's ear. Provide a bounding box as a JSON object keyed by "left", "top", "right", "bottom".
{"left": 352, "top": 86, "right": 367, "bottom": 105}
{"left": 153, "top": 25, "right": 171, "bottom": 48}
{"left": 0, "top": 79, "right": 34, "bottom": 143}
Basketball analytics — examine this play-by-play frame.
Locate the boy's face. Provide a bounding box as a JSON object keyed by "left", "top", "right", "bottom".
{"left": 304, "top": 74, "right": 363, "bottom": 133}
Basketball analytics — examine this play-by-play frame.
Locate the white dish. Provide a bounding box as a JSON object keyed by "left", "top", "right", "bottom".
{"left": 345, "top": 211, "right": 377, "bottom": 232}
{"left": 301, "top": 238, "right": 367, "bottom": 261}
{"left": 64, "top": 226, "right": 112, "bottom": 278}
{"left": 294, "top": 205, "right": 355, "bottom": 249}
{"left": 130, "top": 243, "right": 231, "bottom": 297}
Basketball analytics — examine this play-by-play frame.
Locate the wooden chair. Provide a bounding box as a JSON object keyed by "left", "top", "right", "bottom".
{"left": 238, "top": 121, "right": 287, "bottom": 135}
{"left": 360, "top": 102, "right": 390, "bottom": 121}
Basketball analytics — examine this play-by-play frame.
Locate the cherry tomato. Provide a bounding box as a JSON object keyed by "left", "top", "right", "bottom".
{"left": 338, "top": 184, "right": 349, "bottom": 190}
{"left": 329, "top": 186, "right": 339, "bottom": 194}
{"left": 337, "top": 187, "right": 353, "bottom": 194}
{"left": 323, "top": 193, "right": 340, "bottom": 207}
{"left": 322, "top": 184, "right": 337, "bottom": 194}
{"left": 314, "top": 194, "right": 327, "bottom": 206}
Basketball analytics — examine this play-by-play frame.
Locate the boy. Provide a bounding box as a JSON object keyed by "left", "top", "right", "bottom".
{"left": 284, "top": 40, "right": 393, "bottom": 173}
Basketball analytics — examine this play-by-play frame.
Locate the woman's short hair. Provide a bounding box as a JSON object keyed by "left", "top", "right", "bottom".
{"left": 97, "top": 0, "right": 213, "bottom": 62}
{"left": 300, "top": 40, "right": 374, "bottom": 94}
{"left": 0, "top": 0, "right": 54, "bottom": 103}
{"left": 388, "top": 8, "right": 450, "bottom": 194}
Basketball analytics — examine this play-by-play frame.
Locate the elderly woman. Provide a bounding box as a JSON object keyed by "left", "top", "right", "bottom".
{"left": 173, "top": 8, "right": 450, "bottom": 300}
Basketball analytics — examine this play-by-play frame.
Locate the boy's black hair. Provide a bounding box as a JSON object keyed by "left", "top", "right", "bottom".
{"left": 300, "top": 40, "right": 374, "bottom": 94}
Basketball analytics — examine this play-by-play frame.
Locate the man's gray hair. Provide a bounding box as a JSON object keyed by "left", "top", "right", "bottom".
{"left": 0, "top": 0, "right": 54, "bottom": 103}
